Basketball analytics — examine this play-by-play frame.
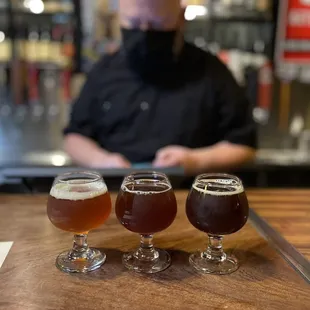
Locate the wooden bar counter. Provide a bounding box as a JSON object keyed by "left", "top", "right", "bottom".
{"left": 248, "top": 189, "right": 310, "bottom": 260}
{"left": 0, "top": 191, "right": 309, "bottom": 310}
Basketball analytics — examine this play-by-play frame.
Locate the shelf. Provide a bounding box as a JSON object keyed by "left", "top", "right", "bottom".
{"left": 208, "top": 15, "right": 274, "bottom": 23}
{"left": 12, "top": 2, "right": 73, "bottom": 14}
{"left": 12, "top": 11, "right": 74, "bottom": 17}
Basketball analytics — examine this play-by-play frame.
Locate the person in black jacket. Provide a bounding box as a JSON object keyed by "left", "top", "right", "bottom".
{"left": 64, "top": 0, "right": 256, "bottom": 175}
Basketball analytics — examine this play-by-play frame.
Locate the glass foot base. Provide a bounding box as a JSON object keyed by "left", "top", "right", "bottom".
{"left": 56, "top": 248, "right": 106, "bottom": 273}
{"left": 123, "top": 248, "right": 171, "bottom": 274}
{"left": 189, "top": 252, "right": 238, "bottom": 275}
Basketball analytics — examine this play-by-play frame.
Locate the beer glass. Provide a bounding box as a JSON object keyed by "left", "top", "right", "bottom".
{"left": 116, "top": 172, "right": 177, "bottom": 273}
{"left": 47, "top": 171, "right": 112, "bottom": 273}
{"left": 186, "top": 174, "right": 249, "bottom": 275}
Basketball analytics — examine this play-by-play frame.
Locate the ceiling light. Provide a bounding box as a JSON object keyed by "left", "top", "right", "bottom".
{"left": 0, "top": 31, "right": 5, "bottom": 43}
{"left": 185, "top": 5, "right": 208, "bottom": 21}
{"left": 29, "top": 0, "right": 45, "bottom": 14}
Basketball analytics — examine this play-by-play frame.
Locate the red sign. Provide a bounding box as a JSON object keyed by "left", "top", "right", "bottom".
{"left": 276, "top": 0, "right": 310, "bottom": 64}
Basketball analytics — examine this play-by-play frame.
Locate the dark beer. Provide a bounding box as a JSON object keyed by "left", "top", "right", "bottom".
{"left": 186, "top": 179, "right": 249, "bottom": 235}
{"left": 47, "top": 181, "right": 112, "bottom": 234}
{"left": 116, "top": 181, "right": 177, "bottom": 234}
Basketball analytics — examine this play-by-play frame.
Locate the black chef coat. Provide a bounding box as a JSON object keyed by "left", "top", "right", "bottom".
{"left": 64, "top": 42, "right": 256, "bottom": 163}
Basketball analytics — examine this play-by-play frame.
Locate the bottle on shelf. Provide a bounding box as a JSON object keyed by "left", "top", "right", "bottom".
{"left": 12, "top": 26, "right": 28, "bottom": 122}
{"left": 0, "top": 28, "right": 12, "bottom": 118}
{"left": 26, "top": 25, "right": 43, "bottom": 120}
{"left": 61, "top": 25, "right": 74, "bottom": 104}
{"left": 41, "top": 25, "right": 62, "bottom": 120}
{"left": 38, "top": 26, "right": 52, "bottom": 64}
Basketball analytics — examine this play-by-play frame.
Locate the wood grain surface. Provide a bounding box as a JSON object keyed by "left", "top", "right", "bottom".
{"left": 0, "top": 192, "right": 309, "bottom": 310}
{"left": 248, "top": 189, "right": 310, "bottom": 259}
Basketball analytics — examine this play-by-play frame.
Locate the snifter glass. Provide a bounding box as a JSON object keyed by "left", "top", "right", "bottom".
{"left": 47, "top": 171, "right": 112, "bottom": 273}
{"left": 115, "top": 172, "right": 177, "bottom": 273}
{"left": 186, "top": 173, "right": 249, "bottom": 275}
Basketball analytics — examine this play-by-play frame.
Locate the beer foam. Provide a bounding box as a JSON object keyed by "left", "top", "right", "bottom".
{"left": 122, "top": 181, "right": 172, "bottom": 195}
{"left": 50, "top": 181, "right": 108, "bottom": 201}
{"left": 193, "top": 179, "right": 244, "bottom": 196}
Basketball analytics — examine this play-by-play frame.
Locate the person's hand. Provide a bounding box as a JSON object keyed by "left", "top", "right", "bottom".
{"left": 90, "top": 152, "right": 131, "bottom": 169}
{"left": 104, "top": 153, "right": 131, "bottom": 168}
{"left": 153, "top": 145, "right": 197, "bottom": 175}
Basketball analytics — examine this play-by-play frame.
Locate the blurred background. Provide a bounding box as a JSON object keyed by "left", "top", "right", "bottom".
{"left": 1, "top": 0, "right": 310, "bottom": 190}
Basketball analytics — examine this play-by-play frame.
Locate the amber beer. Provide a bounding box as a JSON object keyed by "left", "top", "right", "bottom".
{"left": 116, "top": 181, "right": 177, "bottom": 235}
{"left": 47, "top": 181, "right": 112, "bottom": 234}
{"left": 186, "top": 179, "right": 249, "bottom": 235}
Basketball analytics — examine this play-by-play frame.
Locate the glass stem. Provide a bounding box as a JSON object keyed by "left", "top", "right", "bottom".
{"left": 204, "top": 235, "right": 226, "bottom": 262}
{"left": 69, "top": 234, "right": 90, "bottom": 260}
{"left": 134, "top": 234, "right": 159, "bottom": 262}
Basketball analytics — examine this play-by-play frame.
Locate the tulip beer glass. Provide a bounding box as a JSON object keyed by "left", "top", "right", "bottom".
{"left": 47, "top": 171, "right": 112, "bottom": 273}
{"left": 116, "top": 172, "right": 177, "bottom": 273}
{"left": 186, "top": 173, "right": 249, "bottom": 275}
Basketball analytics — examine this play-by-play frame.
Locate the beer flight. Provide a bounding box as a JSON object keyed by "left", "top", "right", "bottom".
{"left": 47, "top": 171, "right": 249, "bottom": 275}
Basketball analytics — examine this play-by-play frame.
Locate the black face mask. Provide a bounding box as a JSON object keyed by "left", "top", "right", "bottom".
{"left": 121, "top": 28, "right": 179, "bottom": 78}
